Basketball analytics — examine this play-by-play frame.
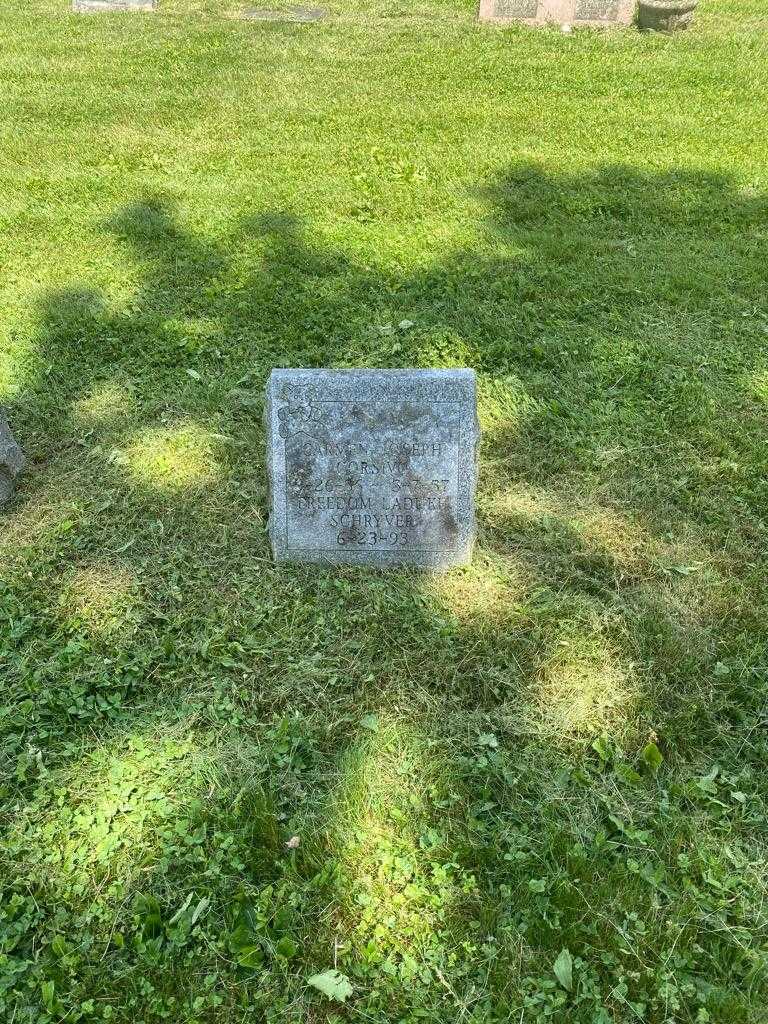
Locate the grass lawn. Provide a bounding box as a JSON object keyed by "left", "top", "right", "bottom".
{"left": 2, "top": 0, "right": 768, "bottom": 1020}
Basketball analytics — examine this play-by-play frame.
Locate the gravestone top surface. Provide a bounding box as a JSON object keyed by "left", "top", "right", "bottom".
{"left": 240, "top": 5, "right": 327, "bottom": 20}
{"left": 72, "top": 0, "right": 157, "bottom": 11}
{"left": 478, "top": 0, "right": 634, "bottom": 24}
{"left": 265, "top": 369, "right": 480, "bottom": 570}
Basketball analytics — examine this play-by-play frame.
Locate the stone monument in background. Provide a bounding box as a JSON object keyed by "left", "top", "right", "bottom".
{"left": 265, "top": 369, "right": 480, "bottom": 570}
{"left": 478, "top": 0, "right": 635, "bottom": 25}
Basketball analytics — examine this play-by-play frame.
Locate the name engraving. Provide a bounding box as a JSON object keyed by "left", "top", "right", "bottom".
{"left": 493, "top": 0, "right": 539, "bottom": 16}
{"left": 479, "top": 0, "right": 634, "bottom": 24}
{"left": 574, "top": 0, "right": 619, "bottom": 19}
{"left": 284, "top": 414, "right": 461, "bottom": 552}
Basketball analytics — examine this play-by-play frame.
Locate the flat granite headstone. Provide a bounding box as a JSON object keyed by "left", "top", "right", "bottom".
{"left": 72, "top": 0, "right": 156, "bottom": 12}
{"left": 478, "top": 0, "right": 634, "bottom": 24}
{"left": 240, "top": 6, "right": 327, "bottom": 20}
{"left": 265, "top": 369, "right": 480, "bottom": 570}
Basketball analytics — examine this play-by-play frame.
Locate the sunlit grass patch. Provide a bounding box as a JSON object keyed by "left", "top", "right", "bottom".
{"left": 305, "top": 718, "right": 478, "bottom": 980}
{"left": 5, "top": 729, "right": 198, "bottom": 906}
{"left": 625, "top": 526, "right": 739, "bottom": 653}
{"left": 117, "top": 421, "right": 224, "bottom": 492}
{"left": 483, "top": 485, "right": 651, "bottom": 573}
{"left": 322, "top": 717, "right": 431, "bottom": 846}
{"left": 430, "top": 557, "right": 526, "bottom": 626}
{"left": 478, "top": 374, "right": 537, "bottom": 444}
{"left": 71, "top": 380, "right": 137, "bottom": 429}
{"left": 57, "top": 561, "right": 139, "bottom": 637}
{"left": 532, "top": 627, "right": 633, "bottom": 739}
{"left": 160, "top": 315, "right": 224, "bottom": 355}
{"left": 0, "top": 331, "right": 35, "bottom": 401}
{"left": 747, "top": 366, "right": 768, "bottom": 405}
{"left": 0, "top": 481, "right": 83, "bottom": 566}
{"left": 414, "top": 328, "right": 479, "bottom": 369}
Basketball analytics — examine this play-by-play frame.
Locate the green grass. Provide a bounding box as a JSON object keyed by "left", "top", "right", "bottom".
{"left": 2, "top": 0, "right": 768, "bottom": 1021}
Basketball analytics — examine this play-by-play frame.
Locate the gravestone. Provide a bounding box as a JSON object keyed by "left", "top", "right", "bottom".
{"left": 72, "top": 0, "right": 156, "bottom": 12}
{"left": 265, "top": 369, "right": 479, "bottom": 570}
{"left": 240, "top": 6, "right": 327, "bottom": 21}
{"left": 478, "top": 0, "right": 634, "bottom": 24}
{"left": 0, "top": 410, "right": 25, "bottom": 508}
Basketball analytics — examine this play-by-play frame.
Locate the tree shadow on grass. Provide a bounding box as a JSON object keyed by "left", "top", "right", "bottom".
{"left": 1, "top": 163, "right": 767, "bottom": 1021}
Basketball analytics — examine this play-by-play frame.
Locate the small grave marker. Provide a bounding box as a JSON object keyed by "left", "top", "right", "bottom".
{"left": 240, "top": 6, "right": 327, "bottom": 21}
{"left": 0, "top": 410, "right": 25, "bottom": 507}
{"left": 265, "top": 369, "right": 480, "bottom": 570}
{"left": 72, "top": 0, "right": 156, "bottom": 11}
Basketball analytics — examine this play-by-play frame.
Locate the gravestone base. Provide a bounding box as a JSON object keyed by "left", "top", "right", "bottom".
{"left": 265, "top": 369, "right": 480, "bottom": 571}
{"left": 478, "top": 0, "right": 635, "bottom": 25}
{"left": 637, "top": 0, "right": 696, "bottom": 30}
{"left": 72, "top": 0, "right": 156, "bottom": 12}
